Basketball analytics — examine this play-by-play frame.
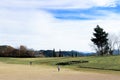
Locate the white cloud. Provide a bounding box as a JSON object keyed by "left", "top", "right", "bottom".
{"left": 0, "top": 8, "right": 93, "bottom": 51}
{"left": 0, "top": 0, "right": 119, "bottom": 9}
{"left": 0, "top": 0, "right": 120, "bottom": 52}
{"left": 92, "top": 0, "right": 119, "bottom": 7}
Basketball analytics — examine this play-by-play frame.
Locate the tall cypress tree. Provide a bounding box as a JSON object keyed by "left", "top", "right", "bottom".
{"left": 91, "top": 25, "right": 109, "bottom": 56}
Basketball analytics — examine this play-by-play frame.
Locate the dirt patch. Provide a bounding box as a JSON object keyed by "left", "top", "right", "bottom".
{"left": 0, "top": 62, "right": 119, "bottom": 80}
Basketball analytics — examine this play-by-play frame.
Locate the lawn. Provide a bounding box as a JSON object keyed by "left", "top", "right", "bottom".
{"left": 0, "top": 56, "right": 120, "bottom": 72}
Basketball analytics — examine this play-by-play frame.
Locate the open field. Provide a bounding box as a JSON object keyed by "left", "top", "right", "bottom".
{"left": 0, "top": 62, "right": 120, "bottom": 80}
{"left": 0, "top": 56, "right": 120, "bottom": 72}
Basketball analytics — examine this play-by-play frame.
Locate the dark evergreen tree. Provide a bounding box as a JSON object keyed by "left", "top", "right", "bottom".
{"left": 71, "top": 51, "right": 74, "bottom": 57}
{"left": 53, "top": 48, "right": 56, "bottom": 57}
{"left": 58, "top": 49, "right": 62, "bottom": 57}
{"left": 91, "top": 25, "right": 109, "bottom": 56}
{"left": 75, "top": 53, "right": 78, "bottom": 57}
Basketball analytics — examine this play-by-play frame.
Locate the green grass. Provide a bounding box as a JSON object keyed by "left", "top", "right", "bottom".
{"left": 0, "top": 56, "right": 120, "bottom": 73}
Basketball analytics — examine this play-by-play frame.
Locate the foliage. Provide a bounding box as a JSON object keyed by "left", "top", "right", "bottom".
{"left": 91, "top": 25, "right": 109, "bottom": 56}
{"left": 0, "top": 45, "right": 35, "bottom": 57}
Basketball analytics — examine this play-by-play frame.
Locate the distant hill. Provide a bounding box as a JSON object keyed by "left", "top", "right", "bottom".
{"left": 35, "top": 50, "right": 95, "bottom": 57}
{"left": 0, "top": 45, "right": 95, "bottom": 57}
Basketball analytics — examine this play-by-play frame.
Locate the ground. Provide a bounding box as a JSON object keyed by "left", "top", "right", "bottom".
{"left": 0, "top": 62, "right": 119, "bottom": 80}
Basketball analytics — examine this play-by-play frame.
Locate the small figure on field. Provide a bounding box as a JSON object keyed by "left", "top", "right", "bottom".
{"left": 57, "top": 65, "right": 60, "bottom": 72}
{"left": 30, "top": 61, "right": 32, "bottom": 65}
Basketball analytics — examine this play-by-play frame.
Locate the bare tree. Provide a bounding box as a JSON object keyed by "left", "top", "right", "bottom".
{"left": 90, "top": 44, "right": 99, "bottom": 56}
{"left": 115, "top": 34, "right": 120, "bottom": 55}
{"left": 108, "top": 34, "right": 117, "bottom": 55}
{"left": 108, "top": 33, "right": 120, "bottom": 55}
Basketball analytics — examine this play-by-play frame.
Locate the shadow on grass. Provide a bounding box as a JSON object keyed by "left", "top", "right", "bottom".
{"left": 79, "top": 66, "right": 120, "bottom": 71}
{"left": 56, "top": 60, "right": 89, "bottom": 66}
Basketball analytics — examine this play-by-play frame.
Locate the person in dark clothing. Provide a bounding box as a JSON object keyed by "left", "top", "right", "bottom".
{"left": 30, "top": 61, "right": 32, "bottom": 65}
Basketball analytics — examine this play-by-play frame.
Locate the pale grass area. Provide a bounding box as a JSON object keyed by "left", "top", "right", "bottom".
{"left": 0, "top": 62, "right": 120, "bottom": 80}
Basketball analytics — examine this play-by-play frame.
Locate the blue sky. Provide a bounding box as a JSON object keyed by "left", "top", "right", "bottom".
{"left": 0, "top": 0, "right": 120, "bottom": 52}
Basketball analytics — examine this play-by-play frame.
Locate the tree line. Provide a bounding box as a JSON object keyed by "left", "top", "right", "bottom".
{"left": 0, "top": 45, "right": 88, "bottom": 57}
{"left": 0, "top": 45, "right": 34, "bottom": 57}
{"left": 40, "top": 50, "right": 86, "bottom": 57}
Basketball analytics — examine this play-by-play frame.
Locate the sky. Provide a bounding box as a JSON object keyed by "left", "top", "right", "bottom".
{"left": 0, "top": 0, "right": 120, "bottom": 52}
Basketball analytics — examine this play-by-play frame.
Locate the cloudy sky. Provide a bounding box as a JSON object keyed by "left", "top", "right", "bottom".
{"left": 0, "top": 0, "right": 120, "bottom": 52}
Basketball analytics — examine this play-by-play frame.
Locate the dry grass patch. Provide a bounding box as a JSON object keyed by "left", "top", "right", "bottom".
{"left": 0, "top": 62, "right": 119, "bottom": 80}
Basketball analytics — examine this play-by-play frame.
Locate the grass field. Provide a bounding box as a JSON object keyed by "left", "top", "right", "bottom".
{"left": 0, "top": 56, "right": 120, "bottom": 73}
